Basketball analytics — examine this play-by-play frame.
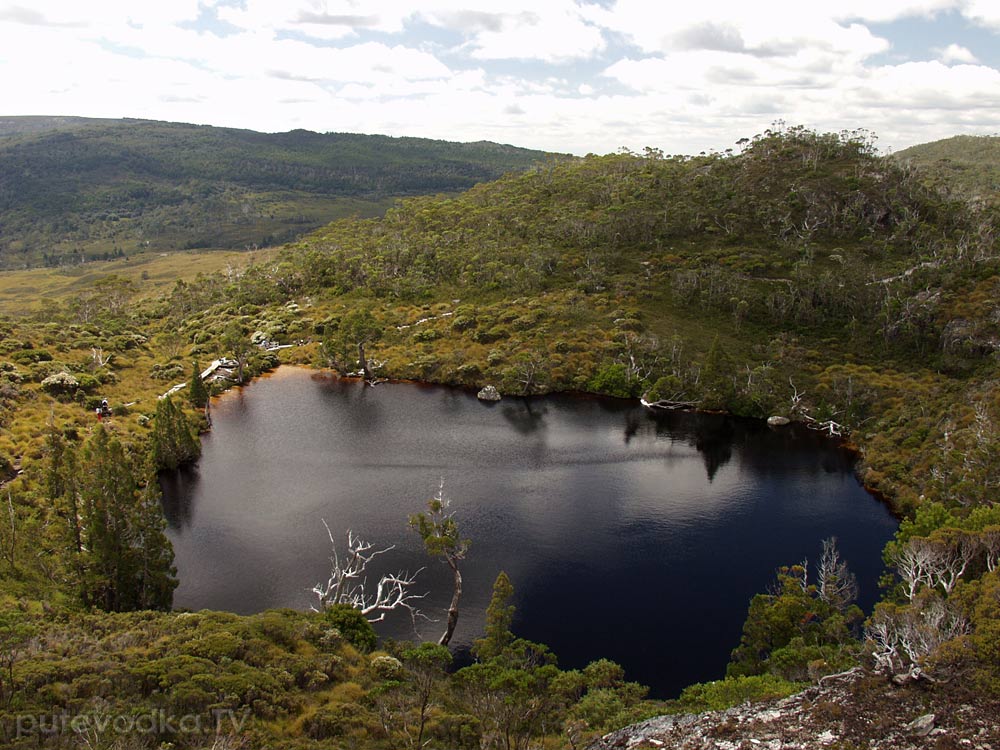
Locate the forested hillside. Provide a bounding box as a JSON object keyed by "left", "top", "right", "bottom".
{"left": 895, "top": 134, "right": 1000, "bottom": 204}
{"left": 0, "top": 124, "right": 998, "bottom": 748}
{"left": 0, "top": 117, "right": 557, "bottom": 268}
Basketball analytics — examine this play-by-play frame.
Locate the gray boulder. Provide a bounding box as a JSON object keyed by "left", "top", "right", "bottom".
{"left": 477, "top": 385, "right": 501, "bottom": 402}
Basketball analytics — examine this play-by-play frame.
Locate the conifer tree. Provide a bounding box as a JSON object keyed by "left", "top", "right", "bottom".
{"left": 700, "top": 334, "right": 735, "bottom": 409}
{"left": 188, "top": 360, "right": 209, "bottom": 408}
{"left": 132, "top": 457, "right": 179, "bottom": 609}
{"left": 473, "top": 571, "right": 515, "bottom": 661}
{"left": 45, "top": 424, "right": 86, "bottom": 594}
{"left": 76, "top": 426, "right": 177, "bottom": 611}
{"left": 150, "top": 396, "right": 200, "bottom": 471}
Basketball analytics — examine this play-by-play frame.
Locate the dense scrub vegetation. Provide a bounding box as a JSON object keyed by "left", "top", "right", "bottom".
{"left": 0, "top": 123, "right": 998, "bottom": 746}
{"left": 895, "top": 134, "right": 1000, "bottom": 207}
{"left": 0, "top": 117, "right": 556, "bottom": 269}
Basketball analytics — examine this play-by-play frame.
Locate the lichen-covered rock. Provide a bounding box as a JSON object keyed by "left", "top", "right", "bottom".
{"left": 905, "top": 713, "right": 935, "bottom": 737}
{"left": 589, "top": 670, "right": 1000, "bottom": 750}
{"left": 767, "top": 415, "right": 791, "bottom": 426}
{"left": 477, "top": 384, "right": 501, "bottom": 402}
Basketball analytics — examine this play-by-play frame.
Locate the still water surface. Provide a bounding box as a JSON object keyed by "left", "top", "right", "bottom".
{"left": 161, "top": 366, "right": 897, "bottom": 697}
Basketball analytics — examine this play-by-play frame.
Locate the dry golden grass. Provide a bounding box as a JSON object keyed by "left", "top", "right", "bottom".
{"left": 0, "top": 247, "right": 277, "bottom": 315}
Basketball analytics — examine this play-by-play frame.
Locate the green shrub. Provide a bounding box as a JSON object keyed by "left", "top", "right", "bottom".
{"left": 369, "top": 654, "right": 404, "bottom": 680}
{"left": 584, "top": 659, "right": 627, "bottom": 689}
{"left": 455, "top": 364, "right": 482, "bottom": 382}
{"left": 472, "top": 326, "right": 509, "bottom": 344}
{"left": 413, "top": 327, "right": 441, "bottom": 342}
{"left": 11, "top": 349, "right": 53, "bottom": 364}
{"left": 322, "top": 605, "right": 376, "bottom": 653}
{"left": 678, "top": 674, "right": 802, "bottom": 712}
{"left": 186, "top": 631, "right": 244, "bottom": 662}
{"left": 588, "top": 363, "right": 637, "bottom": 398}
{"left": 40, "top": 371, "right": 79, "bottom": 396}
{"left": 451, "top": 315, "right": 477, "bottom": 331}
{"left": 304, "top": 702, "right": 372, "bottom": 740}
{"left": 149, "top": 362, "right": 185, "bottom": 381}
{"left": 429, "top": 713, "right": 481, "bottom": 750}
{"left": 645, "top": 375, "right": 684, "bottom": 401}
{"left": 252, "top": 610, "right": 301, "bottom": 650}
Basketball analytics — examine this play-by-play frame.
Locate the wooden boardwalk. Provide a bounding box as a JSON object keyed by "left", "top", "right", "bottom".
{"left": 160, "top": 359, "right": 222, "bottom": 400}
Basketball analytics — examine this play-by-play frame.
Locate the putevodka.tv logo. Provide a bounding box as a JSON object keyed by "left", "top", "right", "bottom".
{"left": 15, "top": 708, "right": 250, "bottom": 738}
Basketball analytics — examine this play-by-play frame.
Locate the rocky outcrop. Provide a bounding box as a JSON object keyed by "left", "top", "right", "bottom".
{"left": 477, "top": 385, "right": 501, "bottom": 402}
{"left": 589, "top": 669, "right": 1000, "bottom": 750}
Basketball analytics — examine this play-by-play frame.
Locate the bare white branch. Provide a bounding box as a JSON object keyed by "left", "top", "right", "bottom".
{"left": 817, "top": 537, "right": 858, "bottom": 610}
{"left": 889, "top": 530, "right": 978, "bottom": 601}
{"left": 888, "top": 538, "right": 937, "bottom": 601}
{"left": 311, "top": 520, "right": 425, "bottom": 623}
{"left": 866, "top": 594, "right": 968, "bottom": 676}
{"left": 980, "top": 526, "right": 1000, "bottom": 573}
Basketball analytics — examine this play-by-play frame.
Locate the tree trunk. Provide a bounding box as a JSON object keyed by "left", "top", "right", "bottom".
{"left": 417, "top": 692, "right": 430, "bottom": 748}
{"left": 358, "top": 341, "right": 373, "bottom": 383}
{"left": 439, "top": 559, "right": 462, "bottom": 646}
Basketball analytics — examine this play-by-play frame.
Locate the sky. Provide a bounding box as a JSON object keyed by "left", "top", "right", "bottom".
{"left": 1, "top": 0, "right": 999, "bottom": 156}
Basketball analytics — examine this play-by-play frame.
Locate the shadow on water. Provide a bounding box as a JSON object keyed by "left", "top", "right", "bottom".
{"left": 159, "top": 464, "right": 200, "bottom": 531}
{"left": 501, "top": 398, "right": 548, "bottom": 434}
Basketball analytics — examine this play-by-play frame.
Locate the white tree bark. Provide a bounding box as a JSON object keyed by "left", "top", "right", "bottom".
{"left": 312, "top": 521, "right": 425, "bottom": 623}
{"left": 889, "top": 538, "right": 936, "bottom": 601}
{"left": 817, "top": 537, "right": 858, "bottom": 610}
{"left": 866, "top": 595, "right": 968, "bottom": 675}
{"left": 980, "top": 526, "right": 1000, "bottom": 573}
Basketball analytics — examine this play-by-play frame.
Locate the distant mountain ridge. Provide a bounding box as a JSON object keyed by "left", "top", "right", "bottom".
{"left": 0, "top": 116, "right": 561, "bottom": 269}
{"left": 0, "top": 115, "right": 114, "bottom": 137}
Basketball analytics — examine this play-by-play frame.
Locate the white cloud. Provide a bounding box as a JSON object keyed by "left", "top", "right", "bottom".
{"left": 0, "top": 0, "right": 201, "bottom": 28}
{"left": 216, "top": 0, "right": 400, "bottom": 38}
{"left": 217, "top": 1, "right": 607, "bottom": 61}
{"left": 832, "top": 0, "right": 961, "bottom": 23}
{"left": 0, "top": 0, "right": 999, "bottom": 156}
{"left": 459, "top": 8, "right": 605, "bottom": 62}
{"left": 586, "top": 2, "right": 890, "bottom": 60}
{"left": 963, "top": 0, "right": 1000, "bottom": 30}
{"left": 935, "top": 43, "right": 979, "bottom": 64}
{"left": 853, "top": 61, "right": 1000, "bottom": 109}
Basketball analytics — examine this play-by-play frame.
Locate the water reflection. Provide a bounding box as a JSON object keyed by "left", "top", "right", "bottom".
{"left": 623, "top": 410, "right": 641, "bottom": 443}
{"left": 501, "top": 399, "right": 548, "bottom": 434}
{"left": 160, "top": 465, "right": 199, "bottom": 530}
{"left": 161, "top": 367, "right": 897, "bottom": 698}
{"left": 692, "top": 417, "right": 735, "bottom": 482}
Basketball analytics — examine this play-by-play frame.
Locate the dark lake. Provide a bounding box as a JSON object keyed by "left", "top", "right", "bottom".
{"left": 160, "top": 366, "right": 897, "bottom": 698}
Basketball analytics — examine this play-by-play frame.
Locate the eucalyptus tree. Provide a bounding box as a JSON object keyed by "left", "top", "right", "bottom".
{"left": 221, "top": 322, "right": 252, "bottom": 384}
{"left": 410, "top": 481, "right": 469, "bottom": 646}
{"left": 321, "top": 307, "right": 382, "bottom": 383}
